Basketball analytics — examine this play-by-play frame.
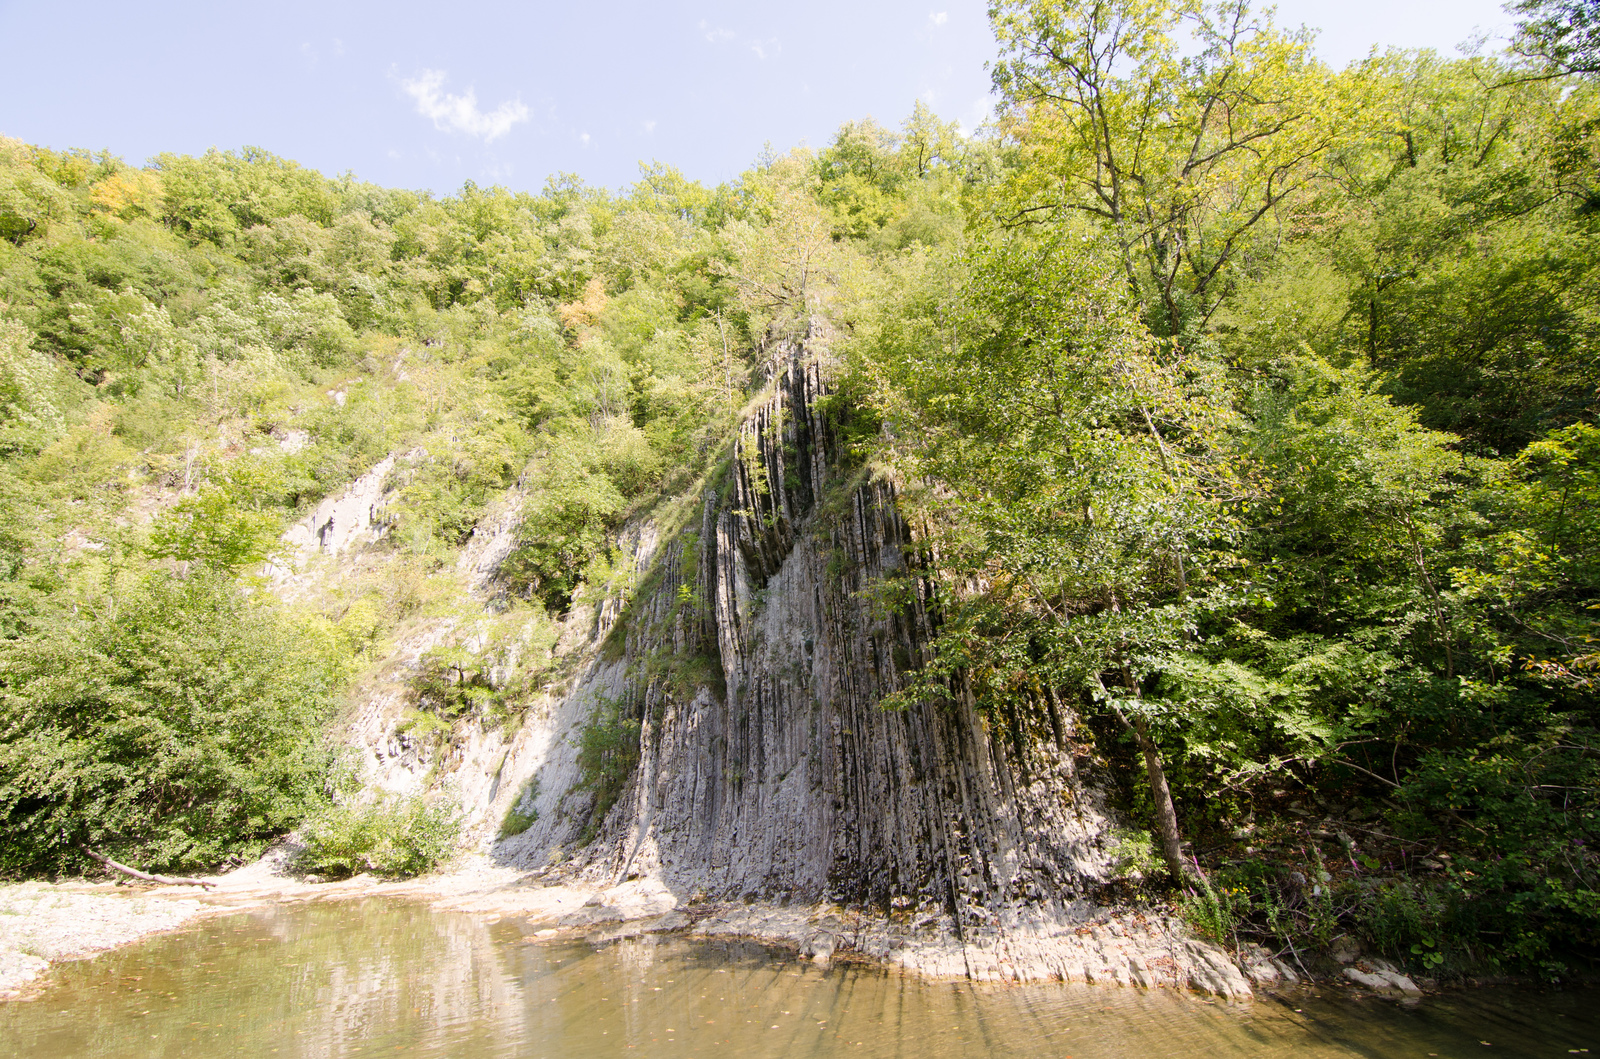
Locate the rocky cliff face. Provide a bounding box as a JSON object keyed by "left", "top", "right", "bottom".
{"left": 493, "top": 334, "right": 1126, "bottom": 936}
{"left": 339, "top": 331, "right": 1258, "bottom": 994}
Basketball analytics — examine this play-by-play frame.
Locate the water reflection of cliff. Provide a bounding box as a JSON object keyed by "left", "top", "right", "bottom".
{"left": 279, "top": 901, "right": 523, "bottom": 1058}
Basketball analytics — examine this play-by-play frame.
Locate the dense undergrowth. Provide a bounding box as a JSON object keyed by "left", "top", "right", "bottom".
{"left": 845, "top": 0, "right": 1599, "bottom": 980}
{"left": 0, "top": 0, "right": 1595, "bottom": 977}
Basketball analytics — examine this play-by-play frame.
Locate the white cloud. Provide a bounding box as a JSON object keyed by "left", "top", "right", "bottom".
{"left": 401, "top": 69, "right": 529, "bottom": 142}
{"left": 699, "top": 19, "right": 777, "bottom": 58}
{"left": 965, "top": 95, "right": 993, "bottom": 130}
{"left": 929, "top": 11, "right": 948, "bottom": 27}
{"left": 642, "top": 119, "right": 657, "bottom": 134}
{"left": 580, "top": 132, "right": 591, "bottom": 148}
{"left": 302, "top": 38, "right": 345, "bottom": 64}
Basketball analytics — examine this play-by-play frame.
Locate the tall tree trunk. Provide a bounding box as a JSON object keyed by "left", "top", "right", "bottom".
{"left": 1031, "top": 584, "right": 1193, "bottom": 883}
{"left": 1130, "top": 715, "right": 1188, "bottom": 881}
{"left": 1109, "top": 660, "right": 1191, "bottom": 883}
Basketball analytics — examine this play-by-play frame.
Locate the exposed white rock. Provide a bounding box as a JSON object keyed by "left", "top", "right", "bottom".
{"left": 272, "top": 450, "right": 405, "bottom": 580}
{"left": 457, "top": 488, "right": 525, "bottom": 596}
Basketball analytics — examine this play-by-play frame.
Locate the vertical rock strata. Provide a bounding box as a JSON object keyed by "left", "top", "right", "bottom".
{"left": 487, "top": 333, "right": 1250, "bottom": 996}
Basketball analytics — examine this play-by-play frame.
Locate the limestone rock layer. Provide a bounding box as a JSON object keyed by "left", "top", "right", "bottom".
{"left": 525, "top": 335, "right": 1119, "bottom": 934}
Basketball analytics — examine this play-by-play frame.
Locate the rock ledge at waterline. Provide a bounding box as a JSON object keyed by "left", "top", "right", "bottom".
{"left": 427, "top": 867, "right": 1264, "bottom": 997}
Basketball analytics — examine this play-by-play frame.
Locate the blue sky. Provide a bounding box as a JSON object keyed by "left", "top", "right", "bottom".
{"left": 0, "top": 0, "right": 1516, "bottom": 196}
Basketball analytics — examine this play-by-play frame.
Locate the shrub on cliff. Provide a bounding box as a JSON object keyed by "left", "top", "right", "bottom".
{"left": 575, "top": 697, "right": 640, "bottom": 844}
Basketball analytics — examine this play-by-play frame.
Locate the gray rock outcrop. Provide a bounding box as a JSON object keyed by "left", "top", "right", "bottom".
{"left": 472, "top": 330, "right": 1251, "bottom": 997}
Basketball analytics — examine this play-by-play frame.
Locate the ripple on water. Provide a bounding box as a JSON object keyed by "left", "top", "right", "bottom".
{"left": 0, "top": 899, "right": 1594, "bottom": 1059}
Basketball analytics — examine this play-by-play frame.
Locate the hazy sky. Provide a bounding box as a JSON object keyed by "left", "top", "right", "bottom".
{"left": 0, "top": 1, "right": 1517, "bottom": 196}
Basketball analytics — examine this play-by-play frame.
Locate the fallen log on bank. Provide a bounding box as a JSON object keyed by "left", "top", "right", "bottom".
{"left": 82, "top": 848, "right": 216, "bottom": 889}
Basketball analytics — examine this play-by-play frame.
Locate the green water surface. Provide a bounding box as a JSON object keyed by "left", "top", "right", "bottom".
{"left": 1, "top": 899, "right": 1593, "bottom": 1058}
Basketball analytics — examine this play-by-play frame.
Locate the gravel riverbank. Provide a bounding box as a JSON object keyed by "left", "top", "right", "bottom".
{"left": 0, "top": 883, "right": 210, "bottom": 999}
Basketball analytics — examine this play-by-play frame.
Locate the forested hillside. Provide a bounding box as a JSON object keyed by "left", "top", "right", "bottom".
{"left": 1, "top": 0, "right": 1595, "bottom": 979}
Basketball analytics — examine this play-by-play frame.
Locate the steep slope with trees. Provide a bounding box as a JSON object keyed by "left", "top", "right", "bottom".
{"left": 0, "top": 0, "right": 1595, "bottom": 985}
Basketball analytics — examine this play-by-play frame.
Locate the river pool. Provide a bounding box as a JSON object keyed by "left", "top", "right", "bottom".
{"left": 0, "top": 899, "right": 1593, "bottom": 1058}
